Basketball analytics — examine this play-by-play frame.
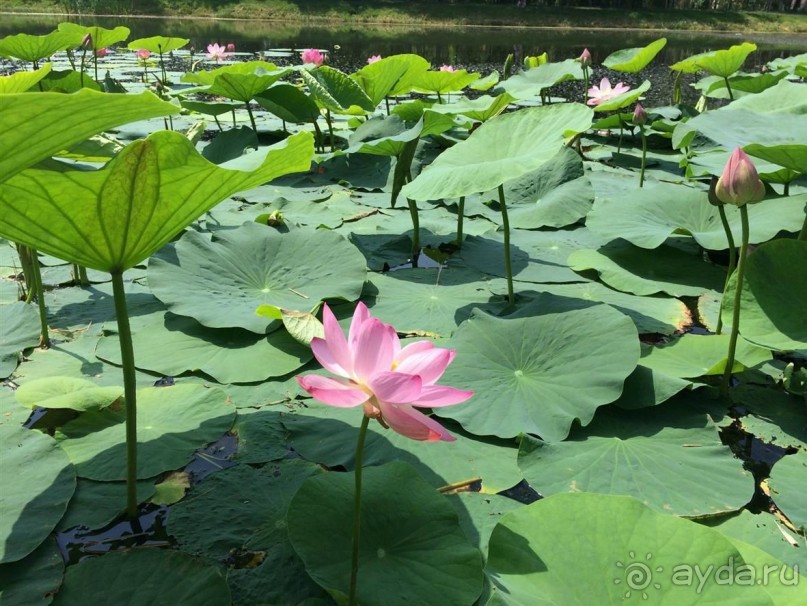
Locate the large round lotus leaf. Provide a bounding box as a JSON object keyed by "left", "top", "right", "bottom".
{"left": 50, "top": 549, "right": 230, "bottom": 606}
{"left": 168, "top": 460, "right": 329, "bottom": 605}
{"left": 449, "top": 492, "right": 523, "bottom": 560}
{"left": 0, "top": 424, "right": 75, "bottom": 564}
{"left": 702, "top": 511, "right": 807, "bottom": 579}
{"left": 14, "top": 376, "right": 122, "bottom": 412}
{"left": 568, "top": 240, "right": 725, "bottom": 297}
{"left": 56, "top": 384, "right": 235, "bottom": 480}
{"left": 459, "top": 227, "right": 605, "bottom": 284}
{"left": 722, "top": 239, "right": 807, "bottom": 353}
{"left": 603, "top": 38, "right": 667, "bottom": 72}
{"left": 148, "top": 222, "right": 366, "bottom": 334}
{"left": 518, "top": 400, "right": 753, "bottom": 517}
{"left": 95, "top": 312, "right": 312, "bottom": 383}
{"left": 731, "top": 385, "right": 807, "bottom": 450}
{"left": 769, "top": 450, "right": 807, "bottom": 532}
{"left": 492, "top": 146, "right": 594, "bottom": 230}
{"left": 498, "top": 59, "right": 583, "bottom": 100}
{"left": 585, "top": 183, "right": 805, "bottom": 250}
{"left": 287, "top": 461, "right": 484, "bottom": 606}
{"left": 231, "top": 408, "right": 289, "bottom": 463}
{"left": 281, "top": 401, "right": 522, "bottom": 493}
{"left": 364, "top": 267, "right": 498, "bottom": 338}
{"left": 641, "top": 333, "right": 772, "bottom": 378}
{"left": 0, "top": 538, "right": 63, "bottom": 606}
{"left": 401, "top": 103, "right": 593, "bottom": 201}
{"left": 0, "top": 301, "right": 40, "bottom": 379}
{"left": 56, "top": 479, "right": 156, "bottom": 531}
{"left": 614, "top": 364, "right": 697, "bottom": 410}
{"left": 438, "top": 304, "right": 639, "bottom": 441}
{"left": 484, "top": 493, "right": 777, "bottom": 605}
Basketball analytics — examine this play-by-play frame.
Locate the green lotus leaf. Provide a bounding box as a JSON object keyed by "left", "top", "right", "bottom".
{"left": 148, "top": 222, "right": 365, "bottom": 334}
{"left": 484, "top": 492, "right": 786, "bottom": 604}
{"left": 693, "top": 71, "right": 788, "bottom": 99}
{"left": 769, "top": 450, "right": 807, "bottom": 533}
{"left": 614, "top": 364, "right": 696, "bottom": 409}
{"left": 56, "top": 384, "right": 235, "bottom": 480}
{"left": 346, "top": 114, "right": 422, "bottom": 157}
{"left": 95, "top": 312, "right": 313, "bottom": 383}
{"left": 427, "top": 93, "right": 514, "bottom": 122}
{"left": 0, "top": 129, "right": 314, "bottom": 272}
{"left": 57, "top": 23, "right": 130, "bottom": 51}
{"left": 591, "top": 79, "right": 651, "bottom": 112}
{"left": 168, "top": 460, "right": 328, "bottom": 605}
{"left": 402, "top": 103, "right": 592, "bottom": 201}
{"left": 182, "top": 61, "right": 290, "bottom": 102}
{"left": 200, "top": 125, "right": 258, "bottom": 164}
{"left": 731, "top": 384, "right": 807, "bottom": 450}
{"left": 301, "top": 65, "right": 376, "bottom": 114}
{"left": 127, "top": 35, "right": 189, "bottom": 53}
{"left": 519, "top": 399, "right": 753, "bottom": 516}
{"left": 0, "top": 90, "right": 178, "bottom": 182}
{"left": 0, "top": 30, "right": 80, "bottom": 62}
{"left": 0, "top": 423, "right": 76, "bottom": 564}
{"left": 411, "top": 68, "right": 480, "bottom": 95}
{"left": 0, "top": 62, "right": 52, "bottom": 93}
{"left": 351, "top": 53, "right": 430, "bottom": 105}
{"left": 281, "top": 402, "right": 522, "bottom": 493}
{"left": 602, "top": 38, "right": 667, "bottom": 73}
{"left": 470, "top": 70, "right": 500, "bottom": 91}
{"left": 179, "top": 97, "right": 241, "bottom": 117}
{"left": 254, "top": 83, "right": 320, "bottom": 124}
{"left": 722, "top": 239, "right": 807, "bottom": 353}
{"left": 641, "top": 334, "right": 772, "bottom": 378}
{"left": 14, "top": 376, "right": 122, "bottom": 411}
{"left": 586, "top": 183, "right": 806, "bottom": 250}
{"left": 438, "top": 303, "right": 639, "bottom": 441}
{"left": 568, "top": 240, "right": 725, "bottom": 297}
{"left": 50, "top": 549, "right": 230, "bottom": 606}
{"left": 56, "top": 479, "right": 156, "bottom": 532}
{"left": 697, "top": 42, "right": 757, "bottom": 78}
{"left": 0, "top": 302, "right": 40, "bottom": 380}
{"left": 498, "top": 58, "right": 583, "bottom": 99}
{"left": 287, "top": 461, "right": 484, "bottom": 606}
{"left": 0, "top": 538, "right": 63, "bottom": 606}
{"left": 768, "top": 52, "right": 807, "bottom": 76}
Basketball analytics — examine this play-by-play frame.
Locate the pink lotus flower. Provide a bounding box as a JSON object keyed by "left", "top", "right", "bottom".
{"left": 439, "top": 64, "right": 456, "bottom": 72}
{"left": 579, "top": 48, "right": 591, "bottom": 68}
{"left": 94, "top": 48, "right": 108, "bottom": 58}
{"left": 715, "top": 148, "right": 766, "bottom": 207}
{"left": 367, "top": 54, "right": 382, "bottom": 64}
{"left": 136, "top": 49, "right": 151, "bottom": 60}
{"left": 226, "top": 42, "right": 236, "bottom": 53}
{"left": 586, "top": 77, "right": 631, "bottom": 106}
{"left": 297, "top": 303, "right": 473, "bottom": 442}
{"left": 205, "top": 43, "right": 230, "bottom": 62}
{"left": 301, "top": 48, "right": 325, "bottom": 66}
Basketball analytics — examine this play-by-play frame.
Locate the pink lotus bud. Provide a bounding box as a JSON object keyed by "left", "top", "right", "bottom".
{"left": 94, "top": 48, "right": 108, "bottom": 58}
{"left": 367, "top": 54, "right": 382, "bottom": 64}
{"left": 301, "top": 48, "right": 324, "bottom": 67}
{"left": 715, "top": 148, "right": 766, "bottom": 207}
{"left": 633, "top": 103, "right": 648, "bottom": 126}
{"left": 579, "top": 48, "right": 591, "bottom": 68}
{"left": 226, "top": 43, "right": 235, "bottom": 52}
{"left": 439, "top": 64, "right": 455, "bottom": 72}
{"left": 81, "top": 33, "right": 92, "bottom": 48}
{"left": 136, "top": 49, "right": 150, "bottom": 60}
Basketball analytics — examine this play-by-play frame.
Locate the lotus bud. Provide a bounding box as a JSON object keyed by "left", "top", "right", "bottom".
{"left": 633, "top": 103, "right": 648, "bottom": 126}
{"left": 579, "top": 48, "right": 591, "bottom": 68}
{"left": 715, "top": 148, "right": 766, "bottom": 207}
{"left": 136, "top": 49, "right": 151, "bottom": 60}
{"left": 95, "top": 48, "right": 108, "bottom": 58}
{"left": 81, "top": 33, "right": 92, "bottom": 48}
{"left": 226, "top": 43, "right": 236, "bottom": 52}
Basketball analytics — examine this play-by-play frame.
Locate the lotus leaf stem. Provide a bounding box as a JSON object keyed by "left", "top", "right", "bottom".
{"left": 111, "top": 271, "right": 139, "bottom": 518}
{"left": 29, "top": 249, "right": 50, "bottom": 348}
{"left": 672, "top": 71, "right": 682, "bottom": 105}
{"left": 407, "top": 198, "right": 420, "bottom": 267}
{"left": 724, "top": 77, "right": 734, "bottom": 101}
{"left": 638, "top": 126, "right": 647, "bottom": 188}
{"left": 582, "top": 66, "right": 589, "bottom": 105}
{"left": 246, "top": 103, "right": 258, "bottom": 133}
{"left": 348, "top": 415, "right": 371, "bottom": 606}
{"left": 456, "top": 196, "right": 465, "bottom": 248}
{"left": 721, "top": 205, "right": 749, "bottom": 397}
{"left": 325, "top": 109, "right": 336, "bottom": 152}
{"left": 498, "top": 184, "right": 514, "bottom": 305}
{"left": 716, "top": 205, "right": 737, "bottom": 335}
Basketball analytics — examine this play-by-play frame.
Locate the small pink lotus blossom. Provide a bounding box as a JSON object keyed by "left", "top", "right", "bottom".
{"left": 632, "top": 103, "right": 648, "bottom": 126}
{"left": 136, "top": 49, "right": 151, "bottom": 60}
{"left": 439, "top": 64, "right": 456, "bottom": 72}
{"left": 715, "top": 148, "right": 766, "bottom": 207}
{"left": 226, "top": 42, "right": 236, "bottom": 53}
{"left": 205, "top": 43, "right": 230, "bottom": 62}
{"left": 94, "top": 48, "right": 108, "bottom": 58}
{"left": 579, "top": 48, "right": 591, "bottom": 68}
{"left": 297, "top": 303, "right": 473, "bottom": 442}
{"left": 586, "top": 77, "right": 631, "bottom": 106}
{"left": 301, "top": 48, "right": 325, "bottom": 66}
{"left": 367, "top": 54, "right": 382, "bottom": 64}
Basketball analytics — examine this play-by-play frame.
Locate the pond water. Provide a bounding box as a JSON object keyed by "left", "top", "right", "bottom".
{"left": 2, "top": 13, "right": 806, "bottom": 73}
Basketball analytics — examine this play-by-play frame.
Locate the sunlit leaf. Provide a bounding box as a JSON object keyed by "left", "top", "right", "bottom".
{"left": 602, "top": 38, "right": 667, "bottom": 72}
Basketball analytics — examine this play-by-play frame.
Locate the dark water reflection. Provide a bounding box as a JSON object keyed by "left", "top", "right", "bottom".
{"left": 2, "top": 13, "right": 806, "bottom": 71}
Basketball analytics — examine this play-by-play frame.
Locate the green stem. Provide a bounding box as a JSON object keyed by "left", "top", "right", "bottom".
{"left": 78, "top": 265, "right": 89, "bottom": 286}
{"left": 312, "top": 121, "right": 325, "bottom": 153}
{"left": 617, "top": 117, "right": 624, "bottom": 154}
{"left": 246, "top": 103, "right": 258, "bottom": 133}
{"left": 798, "top": 212, "right": 807, "bottom": 242}
{"left": 582, "top": 66, "right": 589, "bottom": 105}
{"left": 639, "top": 127, "right": 647, "bottom": 188}
{"left": 724, "top": 76, "right": 734, "bottom": 101}
{"left": 348, "top": 415, "right": 371, "bottom": 606}
{"left": 498, "top": 185, "right": 514, "bottom": 305}
{"left": 159, "top": 48, "right": 167, "bottom": 83}
{"left": 29, "top": 249, "right": 50, "bottom": 348}
{"left": 672, "top": 70, "right": 682, "bottom": 105}
{"left": 716, "top": 204, "right": 737, "bottom": 335}
{"left": 213, "top": 115, "right": 223, "bottom": 132}
{"left": 385, "top": 97, "right": 391, "bottom": 116}
{"left": 325, "top": 109, "right": 335, "bottom": 152}
{"left": 456, "top": 196, "right": 465, "bottom": 249}
{"left": 721, "top": 205, "right": 749, "bottom": 397}
{"left": 111, "top": 271, "right": 139, "bottom": 518}
{"left": 407, "top": 198, "right": 420, "bottom": 267}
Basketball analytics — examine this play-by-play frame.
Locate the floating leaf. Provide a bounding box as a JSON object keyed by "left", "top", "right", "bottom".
{"left": 0, "top": 539, "right": 63, "bottom": 606}
{"left": 641, "top": 334, "right": 772, "bottom": 378}
{"left": 769, "top": 450, "right": 807, "bottom": 532}
{"left": 14, "top": 376, "right": 122, "bottom": 412}
{"left": 602, "top": 38, "right": 667, "bottom": 72}
{"left": 56, "top": 479, "right": 156, "bottom": 531}
{"left": 0, "top": 302, "right": 40, "bottom": 380}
